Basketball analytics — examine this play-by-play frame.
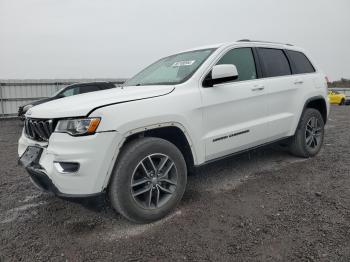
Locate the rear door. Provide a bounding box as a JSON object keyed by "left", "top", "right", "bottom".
{"left": 256, "top": 47, "right": 303, "bottom": 140}
{"left": 200, "top": 47, "right": 270, "bottom": 161}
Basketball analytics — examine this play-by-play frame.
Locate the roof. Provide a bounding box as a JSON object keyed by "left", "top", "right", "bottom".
{"left": 181, "top": 40, "right": 304, "bottom": 53}
{"left": 236, "top": 39, "right": 293, "bottom": 46}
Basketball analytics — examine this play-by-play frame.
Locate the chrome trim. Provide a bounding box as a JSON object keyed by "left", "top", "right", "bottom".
{"left": 24, "top": 118, "right": 55, "bottom": 142}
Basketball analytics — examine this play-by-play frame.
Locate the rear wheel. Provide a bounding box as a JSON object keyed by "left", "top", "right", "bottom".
{"left": 109, "top": 137, "right": 187, "bottom": 223}
{"left": 288, "top": 108, "right": 324, "bottom": 158}
{"left": 339, "top": 99, "right": 345, "bottom": 106}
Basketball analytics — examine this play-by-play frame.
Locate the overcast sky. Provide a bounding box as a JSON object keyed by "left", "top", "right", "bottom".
{"left": 1, "top": 0, "right": 349, "bottom": 81}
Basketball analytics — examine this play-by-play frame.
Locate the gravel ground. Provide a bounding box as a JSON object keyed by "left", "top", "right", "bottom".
{"left": 0, "top": 106, "right": 349, "bottom": 261}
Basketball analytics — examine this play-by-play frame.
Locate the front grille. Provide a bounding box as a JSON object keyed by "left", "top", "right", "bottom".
{"left": 18, "top": 106, "right": 24, "bottom": 116}
{"left": 24, "top": 118, "right": 56, "bottom": 142}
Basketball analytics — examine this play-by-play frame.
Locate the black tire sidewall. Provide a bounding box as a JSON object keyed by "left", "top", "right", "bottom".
{"left": 109, "top": 138, "right": 187, "bottom": 223}
{"left": 298, "top": 109, "right": 325, "bottom": 157}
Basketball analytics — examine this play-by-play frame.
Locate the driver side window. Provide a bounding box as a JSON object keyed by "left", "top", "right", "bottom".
{"left": 217, "top": 48, "right": 257, "bottom": 82}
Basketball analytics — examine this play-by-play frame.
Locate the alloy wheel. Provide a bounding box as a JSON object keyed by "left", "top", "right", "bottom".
{"left": 131, "top": 153, "right": 178, "bottom": 209}
{"left": 305, "top": 116, "right": 323, "bottom": 149}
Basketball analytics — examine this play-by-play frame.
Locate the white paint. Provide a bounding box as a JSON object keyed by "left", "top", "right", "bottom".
{"left": 211, "top": 64, "right": 238, "bottom": 80}
{"left": 17, "top": 41, "right": 329, "bottom": 223}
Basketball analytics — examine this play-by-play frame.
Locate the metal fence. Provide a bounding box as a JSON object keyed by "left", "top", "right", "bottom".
{"left": 328, "top": 87, "right": 350, "bottom": 98}
{"left": 0, "top": 79, "right": 125, "bottom": 117}
{"left": 0, "top": 80, "right": 348, "bottom": 118}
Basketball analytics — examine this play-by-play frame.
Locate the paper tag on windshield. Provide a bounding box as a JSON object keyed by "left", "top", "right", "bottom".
{"left": 172, "top": 60, "right": 195, "bottom": 67}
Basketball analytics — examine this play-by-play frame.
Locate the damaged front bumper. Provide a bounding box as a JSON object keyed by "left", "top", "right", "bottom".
{"left": 18, "top": 129, "right": 122, "bottom": 197}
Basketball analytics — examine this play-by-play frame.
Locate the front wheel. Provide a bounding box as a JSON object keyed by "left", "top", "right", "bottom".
{"left": 288, "top": 108, "right": 325, "bottom": 158}
{"left": 109, "top": 137, "right": 187, "bottom": 223}
{"left": 339, "top": 99, "right": 345, "bottom": 106}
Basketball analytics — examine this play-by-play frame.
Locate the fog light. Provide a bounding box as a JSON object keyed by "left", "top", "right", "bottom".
{"left": 54, "top": 162, "right": 80, "bottom": 174}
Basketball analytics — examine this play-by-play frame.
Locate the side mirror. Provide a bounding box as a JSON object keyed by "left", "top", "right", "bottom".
{"left": 203, "top": 64, "right": 238, "bottom": 87}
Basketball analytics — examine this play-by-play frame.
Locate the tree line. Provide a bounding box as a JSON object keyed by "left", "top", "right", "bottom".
{"left": 328, "top": 78, "right": 350, "bottom": 88}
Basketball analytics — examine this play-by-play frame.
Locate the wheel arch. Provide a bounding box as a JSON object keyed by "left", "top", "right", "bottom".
{"left": 108, "top": 122, "right": 197, "bottom": 183}
{"left": 303, "top": 96, "right": 328, "bottom": 124}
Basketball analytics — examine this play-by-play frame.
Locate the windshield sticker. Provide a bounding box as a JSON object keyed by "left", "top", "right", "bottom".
{"left": 172, "top": 60, "right": 195, "bottom": 67}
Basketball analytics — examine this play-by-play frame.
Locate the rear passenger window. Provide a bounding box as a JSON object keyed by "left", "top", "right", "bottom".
{"left": 216, "top": 48, "right": 257, "bottom": 82}
{"left": 287, "top": 50, "right": 315, "bottom": 74}
{"left": 258, "top": 48, "right": 291, "bottom": 78}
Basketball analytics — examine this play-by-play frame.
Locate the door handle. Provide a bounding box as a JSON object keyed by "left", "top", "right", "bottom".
{"left": 251, "top": 85, "right": 265, "bottom": 91}
{"left": 294, "top": 80, "right": 304, "bottom": 85}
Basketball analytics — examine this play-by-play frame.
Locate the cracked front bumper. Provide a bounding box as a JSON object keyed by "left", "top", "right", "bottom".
{"left": 18, "top": 130, "right": 122, "bottom": 196}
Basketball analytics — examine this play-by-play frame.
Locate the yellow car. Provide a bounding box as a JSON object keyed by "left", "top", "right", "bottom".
{"left": 328, "top": 90, "right": 346, "bottom": 105}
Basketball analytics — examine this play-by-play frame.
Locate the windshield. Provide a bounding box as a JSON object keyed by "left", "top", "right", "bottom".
{"left": 124, "top": 48, "right": 215, "bottom": 86}
{"left": 52, "top": 87, "right": 65, "bottom": 97}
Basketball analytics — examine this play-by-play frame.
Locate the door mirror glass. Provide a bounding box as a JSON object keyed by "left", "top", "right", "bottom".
{"left": 203, "top": 64, "right": 238, "bottom": 87}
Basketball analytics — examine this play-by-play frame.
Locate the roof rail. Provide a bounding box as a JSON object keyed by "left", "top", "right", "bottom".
{"left": 237, "top": 39, "right": 293, "bottom": 46}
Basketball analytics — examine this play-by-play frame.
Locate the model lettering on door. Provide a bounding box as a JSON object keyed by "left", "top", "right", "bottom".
{"left": 212, "top": 129, "right": 250, "bottom": 143}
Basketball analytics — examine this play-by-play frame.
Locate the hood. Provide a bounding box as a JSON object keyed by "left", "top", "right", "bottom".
{"left": 30, "top": 97, "right": 56, "bottom": 107}
{"left": 27, "top": 85, "right": 174, "bottom": 119}
{"left": 20, "top": 97, "right": 54, "bottom": 110}
{"left": 32, "top": 97, "right": 56, "bottom": 105}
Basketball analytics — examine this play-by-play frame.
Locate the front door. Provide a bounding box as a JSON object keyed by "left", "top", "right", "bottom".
{"left": 200, "top": 47, "right": 270, "bottom": 161}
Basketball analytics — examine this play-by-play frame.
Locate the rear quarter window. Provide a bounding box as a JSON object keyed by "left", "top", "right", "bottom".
{"left": 286, "top": 50, "right": 316, "bottom": 74}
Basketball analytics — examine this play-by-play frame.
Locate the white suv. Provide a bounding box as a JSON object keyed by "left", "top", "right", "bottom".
{"left": 18, "top": 40, "right": 329, "bottom": 223}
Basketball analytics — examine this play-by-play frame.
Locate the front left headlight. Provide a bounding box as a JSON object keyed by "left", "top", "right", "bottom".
{"left": 23, "top": 104, "right": 33, "bottom": 112}
{"left": 55, "top": 117, "right": 101, "bottom": 136}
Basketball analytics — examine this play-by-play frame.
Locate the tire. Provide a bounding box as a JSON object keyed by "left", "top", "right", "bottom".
{"left": 339, "top": 99, "right": 345, "bottom": 106}
{"left": 288, "top": 108, "right": 324, "bottom": 158}
{"left": 109, "top": 137, "right": 187, "bottom": 223}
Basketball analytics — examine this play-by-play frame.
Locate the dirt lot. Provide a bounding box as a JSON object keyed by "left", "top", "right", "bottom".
{"left": 0, "top": 106, "right": 349, "bottom": 261}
